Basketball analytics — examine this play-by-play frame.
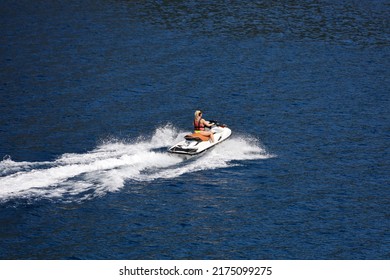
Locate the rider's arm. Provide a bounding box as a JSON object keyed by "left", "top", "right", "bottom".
{"left": 202, "top": 119, "right": 214, "bottom": 127}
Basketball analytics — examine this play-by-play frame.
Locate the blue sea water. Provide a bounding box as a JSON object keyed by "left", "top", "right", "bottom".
{"left": 0, "top": 0, "right": 389, "bottom": 259}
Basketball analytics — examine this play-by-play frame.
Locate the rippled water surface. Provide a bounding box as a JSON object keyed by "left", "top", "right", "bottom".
{"left": 0, "top": 0, "right": 389, "bottom": 259}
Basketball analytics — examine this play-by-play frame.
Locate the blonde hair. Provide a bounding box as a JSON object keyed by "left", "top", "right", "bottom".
{"left": 194, "top": 110, "right": 202, "bottom": 118}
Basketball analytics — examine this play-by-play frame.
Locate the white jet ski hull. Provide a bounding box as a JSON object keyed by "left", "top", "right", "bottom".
{"left": 168, "top": 125, "right": 232, "bottom": 156}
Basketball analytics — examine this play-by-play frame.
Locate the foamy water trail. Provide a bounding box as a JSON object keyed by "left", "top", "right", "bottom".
{"left": 0, "top": 125, "right": 273, "bottom": 203}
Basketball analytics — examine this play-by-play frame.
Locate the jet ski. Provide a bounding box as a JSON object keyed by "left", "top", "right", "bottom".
{"left": 168, "top": 121, "right": 232, "bottom": 156}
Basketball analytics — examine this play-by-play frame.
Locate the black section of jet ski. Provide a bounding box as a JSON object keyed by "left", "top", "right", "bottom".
{"left": 169, "top": 146, "right": 198, "bottom": 154}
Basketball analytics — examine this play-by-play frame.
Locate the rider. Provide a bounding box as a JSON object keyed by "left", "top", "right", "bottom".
{"left": 194, "top": 110, "right": 214, "bottom": 142}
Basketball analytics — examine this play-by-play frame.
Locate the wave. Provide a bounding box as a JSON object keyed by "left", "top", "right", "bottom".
{"left": 0, "top": 125, "right": 273, "bottom": 203}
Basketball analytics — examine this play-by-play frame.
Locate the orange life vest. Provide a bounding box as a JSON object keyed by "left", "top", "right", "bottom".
{"left": 194, "top": 118, "right": 205, "bottom": 131}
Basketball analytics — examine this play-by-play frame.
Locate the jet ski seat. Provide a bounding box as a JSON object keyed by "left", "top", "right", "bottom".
{"left": 184, "top": 133, "right": 211, "bottom": 142}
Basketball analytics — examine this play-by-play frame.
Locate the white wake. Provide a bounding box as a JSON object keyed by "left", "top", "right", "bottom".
{"left": 0, "top": 125, "right": 273, "bottom": 203}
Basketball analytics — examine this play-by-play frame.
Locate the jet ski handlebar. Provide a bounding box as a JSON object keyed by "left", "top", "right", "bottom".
{"left": 208, "top": 120, "right": 227, "bottom": 128}
{"left": 207, "top": 120, "right": 217, "bottom": 127}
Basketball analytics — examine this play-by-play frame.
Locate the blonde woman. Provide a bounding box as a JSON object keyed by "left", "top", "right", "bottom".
{"left": 194, "top": 110, "right": 214, "bottom": 142}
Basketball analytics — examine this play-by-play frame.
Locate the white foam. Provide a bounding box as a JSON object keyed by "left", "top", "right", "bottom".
{"left": 0, "top": 125, "right": 273, "bottom": 203}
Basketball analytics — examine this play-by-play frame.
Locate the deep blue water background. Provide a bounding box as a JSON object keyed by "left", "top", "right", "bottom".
{"left": 0, "top": 0, "right": 389, "bottom": 259}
